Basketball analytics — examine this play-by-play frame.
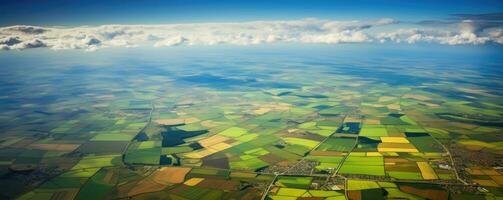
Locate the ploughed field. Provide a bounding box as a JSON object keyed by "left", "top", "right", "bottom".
{"left": 0, "top": 47, "right": 502, "bottom": 199}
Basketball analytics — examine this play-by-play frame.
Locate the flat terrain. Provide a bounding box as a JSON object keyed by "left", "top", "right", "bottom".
{"left": 0, "top": 47, "right": 502, "bottom": 199}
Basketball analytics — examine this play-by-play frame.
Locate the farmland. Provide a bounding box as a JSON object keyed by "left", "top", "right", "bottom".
{"left": 0, "top": 47, "right": 502, "bottom": 200}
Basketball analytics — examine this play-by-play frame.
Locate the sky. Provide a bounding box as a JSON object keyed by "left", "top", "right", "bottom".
{"left": 0, "top": 1, "right": 502, "bottom": 51}
{"left": 0, "top": 0, "right": 502, "bottom": 25}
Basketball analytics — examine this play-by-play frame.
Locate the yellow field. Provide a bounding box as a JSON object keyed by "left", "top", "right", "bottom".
{"left": 253, "top": 103, "right": 290, "bottom": 115}
{"left": 198, "top": 135, "right": 230, "bottom": 147}
{"left": 387, "top": 104, "right": 400, "bottom": 110}
{"left": 155, "top": 117, "right": 200, "bottom": 125}
{"left": 380, "top": 137, "right": 409, "bottom": 143}
{"left": 253, "top": 107, "right": 271, "bottom": 115}
{"left": 184, "top": 117, "right": 200, "bottom": 124}
{"left": 366, "top": 152, "right": 382, "bottom": 157}
{"left": 344, "top": 117, "right": 361, "bottom": 123}
{"left": 378, "top": 96, "right": 397, "bottom": 102}
{"left": 183, "top": 149, "right": 217, "bottom": 158}
{"left": 208, "top": 142, "right": 233, "bottom": 151}
{"left": 184, "top": 133, "right": 241, "bottom": 159}
{"left": 184, "top": 178, "right": 204, "bottom": 186}
{"left": 417, "top": 162, "right": 438, "bottom": 180}
{"left": 363, "top": 119, "right": 381, "bottom": 125}
{"left": 183, "top": 141, "right": 237, "bottom": 158}
{"left": 377, "top": 143, "right": 418, "bottom": 152}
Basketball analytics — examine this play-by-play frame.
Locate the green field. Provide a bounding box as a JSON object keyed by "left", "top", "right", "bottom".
{"left": 275, "top": 176, "right": 313, "bottom": 189}
{"left": 1, "top": 45, "right": 502, "bottom": 199}
{"left": 317, "top": 137, "right": 356, "bottom": 151}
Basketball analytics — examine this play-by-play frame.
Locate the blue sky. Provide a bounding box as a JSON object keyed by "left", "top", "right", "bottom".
{"left": 0, "top": 0, "right": 502, "bottom": 26}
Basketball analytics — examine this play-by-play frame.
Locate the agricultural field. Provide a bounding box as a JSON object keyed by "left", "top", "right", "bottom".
{"left": 0, "top": 47, "right": 502, "bottom": 200}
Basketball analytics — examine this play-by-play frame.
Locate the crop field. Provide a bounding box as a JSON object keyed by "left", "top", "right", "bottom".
{"left": 0, "top": 47, "right": 502, "bottom": 200}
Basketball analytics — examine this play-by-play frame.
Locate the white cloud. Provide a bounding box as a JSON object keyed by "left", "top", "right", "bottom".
{"left": 154, "top": 36, "right": 188, "bottom": 47}
{"left": 0, "top": 18, "right": 501, "bottom": 51}
{"left": 376, "top": 28, "right": 496, "bottom": 45}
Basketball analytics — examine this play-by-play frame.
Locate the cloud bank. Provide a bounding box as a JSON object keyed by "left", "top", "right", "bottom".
{"left": 0, "top": 17, "right": 502, "bottom": 51}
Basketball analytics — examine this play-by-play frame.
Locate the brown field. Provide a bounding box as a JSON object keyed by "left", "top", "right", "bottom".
{"left": 103, "top": 169, "right": 117, "bottom": 184}
{"left": 155, "top": 118, "right": 185, "bottom": 125}
{"left": 491, "top": 176, "right": 503, "bottom": 185}
{"left": 128, "top": 179, "right": 166, "bottom": 197}
{"left": 466, "top": 168, "right": 485, "bottom": 175}
{"left": 230, "top": 171, "right": 257, "bottom": 178}
{"left": 50, "top": 189, "right": 79, "bottom": 200}
{"left": 386, "top": 165, "right": 421, "bottom": 172}
{"left": 402, "top": 94, "right": 431, "bottom": 101}
{"left": 200, "top": 120, "right": 218, "bottom": 128}
{"left": 473, "top": 179, "right": 499, "bottom": 187}
{"left": 196, "top": 178, "right": 240, "bottom": 191}
{"left": 152, "top": 167, "right": 191, "bottom": 185}
{"left": 116, "top": 181, "right": 140, "bottom": 199}
{"left": 348, "top": 190, "right": 362, "bottom": 200}
{"left": 466, "top": 167, "right": 502, "bottom": 176}
{"left": 240, "top": 188, "right": 264, "bottom": 200}
{"left": 203, "top": 156, "right": 230, "bottom": 169}
{"left": 155, "top": 117, "right": 200, "bottom": 125}
{"left": 126, "top": 167, "right": 192, "bottom": 196}
{"left": 29, "top": 143, "right": 80, "bottom": 151}
{"left": 11, "top": 139, "right": 35, "bottom": 148}
{"left": 399, "top": 186, "right": 448, "bottom": 200}
{"left": 276, "top": 160, "right": 291, "bottom": 167}
{"left": 260, "top": 154, "right": 285, "bottom": 164}
{"left": 482, "top": 169, "right": 501, "bottom": 176}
